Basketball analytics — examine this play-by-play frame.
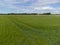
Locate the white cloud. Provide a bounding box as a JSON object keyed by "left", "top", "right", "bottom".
{"left": 34, "top": 6, "right": 54, "bottom": 10}
{"left": 1, "top": 0, "right": 59, "bottom": 8}
{"left": 0, "top": 0, "right": 60, "bottom": 13}
{"left": 32, "top": 6, "right": 60, "bottom": 14}
{"left": 32, "top": 0, "right": 60, "bottom": 6}
{"left": 4, "top": 0, "right": 29, "bottom": 3}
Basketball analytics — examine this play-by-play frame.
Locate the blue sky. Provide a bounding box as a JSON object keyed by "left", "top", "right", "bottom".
{"left": 0, "top": 0, "right": 60, "bottom": 14}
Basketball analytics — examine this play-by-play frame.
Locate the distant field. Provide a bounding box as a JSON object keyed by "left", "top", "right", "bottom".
{"left": 0, "top": 15, "right": 60, "bottom": 45}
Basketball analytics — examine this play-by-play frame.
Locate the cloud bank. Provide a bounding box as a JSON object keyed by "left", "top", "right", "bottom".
{"left": 0, "top": 0, "right": 60, "bottom": 13}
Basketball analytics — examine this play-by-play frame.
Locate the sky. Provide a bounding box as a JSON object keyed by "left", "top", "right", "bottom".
{"left": 0, "top": 0, "right": 60, "bottom": 14}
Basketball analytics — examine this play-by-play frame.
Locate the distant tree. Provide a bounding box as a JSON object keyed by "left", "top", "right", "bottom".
{"left": 43, "top": 13, "right": 51, "bottom": 15}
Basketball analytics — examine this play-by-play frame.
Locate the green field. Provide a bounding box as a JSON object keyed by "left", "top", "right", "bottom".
{"left": 0, "top": 15, "right": 60, "bottom": 45}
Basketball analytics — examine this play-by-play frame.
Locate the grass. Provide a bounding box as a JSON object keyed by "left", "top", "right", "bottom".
{"left": 0, "top": 15, "right": 60, "bottom": 45}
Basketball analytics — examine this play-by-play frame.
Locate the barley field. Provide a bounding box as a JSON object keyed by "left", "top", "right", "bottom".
{"left": 0, "top": 15, "right": 60, "bottom": 45}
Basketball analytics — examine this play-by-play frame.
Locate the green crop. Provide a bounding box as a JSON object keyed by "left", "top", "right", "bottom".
{"left": 0, "top": 15, "right": 60, "bottom": 45}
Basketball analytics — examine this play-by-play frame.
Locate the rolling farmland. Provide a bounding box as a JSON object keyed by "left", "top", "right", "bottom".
{"left": 0, "top": 15, "right": 60, "bottom": 45}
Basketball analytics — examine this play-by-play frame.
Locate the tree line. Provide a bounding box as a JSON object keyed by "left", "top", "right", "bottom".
{"left": 0, "top": 13, "right": 51, "bottom": 15}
